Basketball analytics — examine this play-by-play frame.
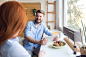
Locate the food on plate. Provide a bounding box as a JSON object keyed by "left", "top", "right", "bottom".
{"left": 51, "top": 41, "right": 66, "bottom": 48}
{"left": 53, "top": 43, "right": 59, "bottom": 46}
{"left": 53, "top": 41, "right": 63, "bottom": 46}
{"left": 53, "top": 36, "right": 58, "bottom": 41}
{"left": 59, "top": 43, "right": 63, "bottom": 46}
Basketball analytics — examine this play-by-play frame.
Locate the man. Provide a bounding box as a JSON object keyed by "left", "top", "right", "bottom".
{"left": 23, "top": 10, "right": 58, "bottom": 56}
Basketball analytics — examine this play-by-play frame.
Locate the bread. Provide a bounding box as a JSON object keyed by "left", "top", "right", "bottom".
{"left": 64, "top": 37, "right": 80, "bottom": 52}
{"left": 59, "top": 43, "right": 63, "bottom": 46}
{"left": 53, "top": 43, "right": 59, "bottom": 46}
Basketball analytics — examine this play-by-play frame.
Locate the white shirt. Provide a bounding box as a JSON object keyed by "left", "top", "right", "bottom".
{"left": 0, "top": 37, "right": 30, "bottom": 57}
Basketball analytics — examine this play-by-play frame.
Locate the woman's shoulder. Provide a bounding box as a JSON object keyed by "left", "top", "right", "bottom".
{"left": 0, "top": 39, "right": 17, "bottom": 51}
{"left": 0, "top": 38, "right": 30, "bottom": 57}
{"left": 0, "top": 39, "right": 18, "bottom": 57}
{"left": 9, "top": 41, "right": 30, "bottom": 57}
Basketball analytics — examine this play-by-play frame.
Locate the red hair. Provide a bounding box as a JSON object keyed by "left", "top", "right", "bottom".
{"left": 0, "top": 1, "right": 27, "bottom": 45}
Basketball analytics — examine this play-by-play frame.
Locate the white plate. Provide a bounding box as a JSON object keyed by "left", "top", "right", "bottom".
{"left": 50, "top": 41, "right": 66, "bottom": 49}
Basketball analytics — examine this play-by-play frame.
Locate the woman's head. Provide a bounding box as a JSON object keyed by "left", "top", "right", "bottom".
{"left": 0, "top": 1, "right": 27, "bottom": 45}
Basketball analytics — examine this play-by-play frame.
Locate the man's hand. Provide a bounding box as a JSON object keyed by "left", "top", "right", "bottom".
{"left": 38, "top": 50, "right": 46, "bottom": 57}
{"left": 40, "top": 38, "right": 48, "bottom": 45}
{"left": 53, "top": 36, "right": 58, "bottom": 41}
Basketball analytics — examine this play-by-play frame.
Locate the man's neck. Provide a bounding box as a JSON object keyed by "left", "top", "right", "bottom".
{"left": 36, "top": 23, "right": 40, "bottom": 27}
{"left": 34, "top": 20, "right": 41, "bottom": 27}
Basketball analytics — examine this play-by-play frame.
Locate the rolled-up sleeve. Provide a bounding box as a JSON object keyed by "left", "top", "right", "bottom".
{"left": 43, "top": 24, "right": 53, "bottom": 36}
{"left": 24, "top": 22, "right": 31, "bottom": 37}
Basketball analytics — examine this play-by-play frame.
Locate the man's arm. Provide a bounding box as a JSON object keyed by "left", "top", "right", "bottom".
{"left": 24, "top": 22, "right": 40, "bottom": 44}
{"left": 43, "top": 24, "right": 59, "bottom": 41}
{"left": 25, "top": 36, "right": 40, "bottom": 44}
{"left": 43, "top": 24, "right": 53, "bottom": 36}
{"left": 24, "top": 22, "right": 48, "bottom": 45}
{"left": 25, "top": 36, "right": 48, "bottom": 45}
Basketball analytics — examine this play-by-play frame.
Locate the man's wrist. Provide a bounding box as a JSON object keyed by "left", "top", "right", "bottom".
{"left": 51, "top": 34, "right": 54, "bottom": 36}
{"left": 36, "top": 40, "right": 41, "bottom": 45}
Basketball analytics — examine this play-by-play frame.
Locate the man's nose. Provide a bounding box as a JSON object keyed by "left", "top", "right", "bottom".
{"left": 38, "top": 17, "right": 40, "bottom": 19}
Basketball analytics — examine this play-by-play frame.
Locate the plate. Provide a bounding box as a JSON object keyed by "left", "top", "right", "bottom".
{"left": 50, "top": 41, "right": 66, "bottom": 49}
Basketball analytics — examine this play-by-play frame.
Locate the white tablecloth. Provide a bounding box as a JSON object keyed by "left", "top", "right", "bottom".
{"left": 40, "top": 32, "right": 81, "bottom": 57}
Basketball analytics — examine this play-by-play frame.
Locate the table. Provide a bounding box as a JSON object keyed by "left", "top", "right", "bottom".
{"left": 40, "top": 31, "right": 81, "bottom": 57}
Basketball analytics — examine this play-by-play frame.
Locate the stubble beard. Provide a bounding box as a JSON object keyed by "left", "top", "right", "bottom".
{"left": 35, "top": 19, "right": 42, "bottom": 24}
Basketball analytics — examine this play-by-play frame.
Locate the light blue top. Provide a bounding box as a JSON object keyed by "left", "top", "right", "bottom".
{"left": 0, "top": 37, "right": 30, "bottom": 57}
{"left": 23, "top": 20, "right": 53, "bottom": 50}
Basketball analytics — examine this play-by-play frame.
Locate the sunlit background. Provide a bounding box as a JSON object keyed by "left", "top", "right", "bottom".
{"left": 67, "top": 0, "right": 86, "bottom": 29}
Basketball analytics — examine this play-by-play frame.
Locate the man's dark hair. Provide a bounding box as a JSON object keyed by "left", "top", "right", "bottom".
{"left": 36, "top": 10, "right": 45, "bottom": 15}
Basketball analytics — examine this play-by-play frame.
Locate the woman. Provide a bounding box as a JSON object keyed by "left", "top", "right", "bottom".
{"left": 0, "top": 1, "right": 45, "bottom": 57}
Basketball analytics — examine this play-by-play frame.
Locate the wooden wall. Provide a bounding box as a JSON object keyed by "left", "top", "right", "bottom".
{"left": 20, "top": 3, "right": 41, "bottom": 36}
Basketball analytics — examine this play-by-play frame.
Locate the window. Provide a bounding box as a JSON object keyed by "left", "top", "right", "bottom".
{"left": 63, "top": 0, "right": 86, "bottom": 43}
{"left": 67, "top": 0, "right": 86, "bottom": 29}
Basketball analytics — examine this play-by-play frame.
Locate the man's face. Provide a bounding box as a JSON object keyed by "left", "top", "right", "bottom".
{"left": 35, "top": 13, "right": 44, "bottom": 24}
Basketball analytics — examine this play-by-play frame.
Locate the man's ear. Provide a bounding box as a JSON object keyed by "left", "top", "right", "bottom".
{"left": 43, "top": 17, "right": 45, "bottom": 20}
